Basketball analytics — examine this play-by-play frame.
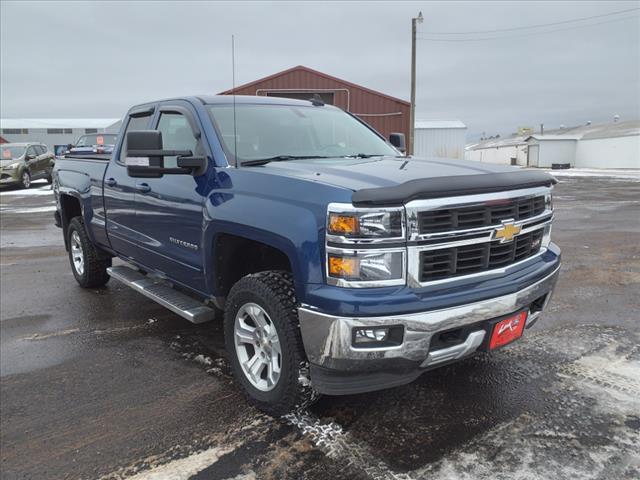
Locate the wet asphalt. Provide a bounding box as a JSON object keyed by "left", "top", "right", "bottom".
{"left": 0, "top": 175, "right": 639, "bottom": 480}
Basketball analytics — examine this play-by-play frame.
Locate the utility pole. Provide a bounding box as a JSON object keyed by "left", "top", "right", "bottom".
{"left": 409, "top": 11, "right": 423, "bottom": 156}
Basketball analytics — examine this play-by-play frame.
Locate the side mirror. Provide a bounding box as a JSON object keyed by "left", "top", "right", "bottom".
{"left": 389, "top": 133, "right": 406, "bottom": 154}
{"left": 125, "top": 130, "right": 207, "bottom": 178}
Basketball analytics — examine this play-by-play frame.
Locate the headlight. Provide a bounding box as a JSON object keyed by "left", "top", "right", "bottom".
{"left": 5, "top": 162, "right": 21, "bottom": 170}
{"left": 327, "top": 205, "right": 405, "bottom": 240}
{"left": 327, "top": 248, "right": 405, "bottom": 287}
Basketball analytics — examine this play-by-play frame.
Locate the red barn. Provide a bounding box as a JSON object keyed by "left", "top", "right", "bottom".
{"left": 220, "top": 65, "right": 409, "bottom": 148}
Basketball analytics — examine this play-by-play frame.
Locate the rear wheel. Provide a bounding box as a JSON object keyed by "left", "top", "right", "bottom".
{"left": 224, "top": 271, "right": 317, "bottom": 416}
{"left": 67, "top": 217, "right": 111, "bottom": 288}
{"left": 20, "top": 171, "right": 31, "bottom": 189}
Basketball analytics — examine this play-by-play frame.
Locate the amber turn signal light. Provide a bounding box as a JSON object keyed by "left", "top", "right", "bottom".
{"left": 328, "top": 213, "right": 359, "bottom": 235}
{"left": 328, "top": 255, "right": 358, "bottom": 278}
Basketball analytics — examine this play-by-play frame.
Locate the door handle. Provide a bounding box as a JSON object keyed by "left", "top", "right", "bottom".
{"left": 136, "top": 182, "right": 151, "bottom": 193}
{"left": 105, "top": 177, "right": 117, "bottom": 187}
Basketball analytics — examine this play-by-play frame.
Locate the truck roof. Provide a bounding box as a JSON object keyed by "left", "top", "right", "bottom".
{"left": 195, "top": 95, "right": 323, "bottom": 107}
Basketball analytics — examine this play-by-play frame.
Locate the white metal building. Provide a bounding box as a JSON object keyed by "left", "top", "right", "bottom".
{"left": 466, "top": 121, "right": 639, "bottom": 169}
{"left": 524, "top": 135, "right": 580, "bottom": 168}
{"left": 465, "top": 135, "right": 528, "bottom": 166}
{"left": 414, "top": 120, "right": 467, "bottom": 159}
{"left": 0, "top": 118, "right": 121, "bottom": 150}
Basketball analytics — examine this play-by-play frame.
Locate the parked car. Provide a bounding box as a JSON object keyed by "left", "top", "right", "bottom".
{"left": 65, "top": 133, "right": 118, "bottom": 156}
{"left": 53, "top": 96, "right": 560, "bottom": 415}
{"left": 1, "top": 143, "right": 55, "bottom": 188}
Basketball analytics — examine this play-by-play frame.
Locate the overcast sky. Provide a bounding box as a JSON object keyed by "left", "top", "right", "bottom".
{"left": 1, "top": 1, "right": 639, "bottom": 138}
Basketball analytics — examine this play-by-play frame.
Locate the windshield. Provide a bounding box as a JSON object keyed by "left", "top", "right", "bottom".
{"left": 208, "top": 104, "right": 399, "bottom": 163}
{"left": 74, "top": 134, "right": 118, "bottom": 147}
{"left": 1, "top": 146, "right": 26, "bottom": 160}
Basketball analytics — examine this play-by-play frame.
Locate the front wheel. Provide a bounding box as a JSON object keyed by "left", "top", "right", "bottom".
{"left": 67, "top": 217, "right": 112, "bottom": 288}
{"left": 224, "top": 271, "right": 317, "bottom": 416}
{"left": 20, "top": 171, "right": 31, "bottom": 189}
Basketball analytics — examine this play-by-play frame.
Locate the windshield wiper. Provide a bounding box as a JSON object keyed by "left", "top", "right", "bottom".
{"left": 340, "top": 153, "right": 385, "bottom": 159}
{"left": 241, "top": 155, "right": 329, "bottom": 166}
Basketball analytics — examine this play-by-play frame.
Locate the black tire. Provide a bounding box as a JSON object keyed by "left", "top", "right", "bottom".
{"left": 224, "top": 271, "right": 317, "bottom": 416}
{"left": 20, "top": 170, "right": 31, "bottom": 189}
{"left": 46, "top": 173, "right": 53, "bottom": 184}
{"left": 67, "top": 217, "right": 112, "bottom": 288}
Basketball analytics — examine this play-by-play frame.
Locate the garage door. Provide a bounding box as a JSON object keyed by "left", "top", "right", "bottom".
{"left": 527, "top": 144, "right": 539, "bottom": 167}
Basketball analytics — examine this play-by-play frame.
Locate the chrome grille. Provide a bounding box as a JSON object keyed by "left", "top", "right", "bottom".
{"left": 418, "top": 196, "right": 546, "bottom": 234}
{"left": 419, "top": 230, "right": 544, "bottom": 281}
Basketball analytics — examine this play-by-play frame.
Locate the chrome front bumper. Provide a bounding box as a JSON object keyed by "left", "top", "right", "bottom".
{"left": 298, "top": 265, "right": 560, "bottom": 371}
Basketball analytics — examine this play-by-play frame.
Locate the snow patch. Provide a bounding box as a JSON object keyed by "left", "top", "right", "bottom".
{"left": 118, "top": 445, "right": 236, "bottom": 480}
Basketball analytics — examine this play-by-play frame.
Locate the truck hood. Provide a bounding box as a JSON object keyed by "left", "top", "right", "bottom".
{"left": 255, "top": 156, "right": 555, "bottom": 205}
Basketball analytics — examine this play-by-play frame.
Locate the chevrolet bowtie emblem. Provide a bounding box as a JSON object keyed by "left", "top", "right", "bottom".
{"left": 494, "top": 222, "right": 521, "bottom": 243}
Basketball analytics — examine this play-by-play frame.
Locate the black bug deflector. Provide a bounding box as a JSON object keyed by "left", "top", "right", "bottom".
{"left": 352, "top": 170, "right": 557, "bottom": 207}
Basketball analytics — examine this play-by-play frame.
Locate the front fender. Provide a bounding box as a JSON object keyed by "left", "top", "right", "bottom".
{"left": 201, "top": 168, "right": 352, "bottom": 304}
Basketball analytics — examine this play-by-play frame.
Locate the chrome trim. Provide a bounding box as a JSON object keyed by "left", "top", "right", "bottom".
{"left": 409, "top": 216, "right": 552, "bottom": 253}
{"left": 421, "top": 330, "right": 486, "bottom": 367}
{"left": 325, "top": 245, "right": 406, "bottom": 288}
{"left": 408, "top": 210, "right": 552, "bottom": 245}
{"left": 407, "top": 246, "right": 549, "bottom": 289}
{"left": 298, "top": 265, "right": 560, "bottom": 368}
{"left": 406, "top": 186, "right": 552, "bottom": 242}
{"left": 326, "top": 202, "right": 406, "bottom": 246}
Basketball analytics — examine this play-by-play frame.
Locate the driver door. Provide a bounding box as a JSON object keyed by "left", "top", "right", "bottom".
{"left": 132, "top": 103, "right": 209, "bottom": 293}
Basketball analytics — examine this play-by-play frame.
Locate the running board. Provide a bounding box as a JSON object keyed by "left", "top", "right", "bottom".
{"left": 107, "top": 265, "right": 215, "bottom": 324}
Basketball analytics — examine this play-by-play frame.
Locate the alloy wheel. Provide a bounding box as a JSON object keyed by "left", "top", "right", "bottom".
{"left": 234, "top": 302, "right": 282, "bottom": 391}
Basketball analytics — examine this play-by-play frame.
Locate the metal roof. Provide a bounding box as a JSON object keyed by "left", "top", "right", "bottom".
{"left": 0, "top": 118, "right": 120, "bottom": 129}
{"left": 526, "top": 135, "right": 581, "bottom": 141}
{"left": 219, "top": 65, "right": 410, "bottom": 106}
{"left": 415, "top": 120, "right": 466, "bottom": 129}
{"left": 467, "top": 120, "right": 639, "bottom": 150}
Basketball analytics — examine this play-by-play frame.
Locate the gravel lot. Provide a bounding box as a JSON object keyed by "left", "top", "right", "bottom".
{"left": 1, "top": 174, "right": 639, "bottom": 480}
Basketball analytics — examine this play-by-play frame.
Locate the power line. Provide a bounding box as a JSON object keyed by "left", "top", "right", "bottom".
{"left": 422, "top": 7, "right": 639, "bottom": 35}
{"left": 418, "top": 14, "right": 639, "bottom": 42}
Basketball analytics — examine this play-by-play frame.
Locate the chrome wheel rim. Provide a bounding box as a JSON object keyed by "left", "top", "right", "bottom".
{"left": 234, "top": 302, "right": 282, "bottom": 392}
{"left": 22, "top": 172, "right": 30, "bottom": 188}
{"left": 70, "top": 231, "right": 84, "bottom": 275}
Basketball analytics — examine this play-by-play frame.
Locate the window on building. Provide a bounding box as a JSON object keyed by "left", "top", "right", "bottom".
{"left": 47, "top": 128, "right": 63, "bottom": 134}
{"left": 85, "top": 128, "right": 98, "bottom": 134}
{"left": 64, "top": 128, "right": 72, "bottom": 134}
{"left": 1, "top": 128, "right": 28, "bottom": 135}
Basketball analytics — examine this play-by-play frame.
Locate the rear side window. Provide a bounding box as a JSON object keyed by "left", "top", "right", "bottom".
{"left": 118, "top": 114, "right": 152, "bottom": 163}
{"left": 36, "top": 145, "right": 47, "bottom": 155}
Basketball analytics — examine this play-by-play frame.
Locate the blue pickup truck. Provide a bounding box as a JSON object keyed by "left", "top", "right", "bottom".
{"left": 53, "top": 95, "right": 560, "bottom": 415}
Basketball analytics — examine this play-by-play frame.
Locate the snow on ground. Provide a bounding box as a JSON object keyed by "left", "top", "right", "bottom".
{"left": 0, "top": 181, "right": 53, "bottom": 196}
{"left": 543, "top": 168, "right": 639, "bottom": 181}
{"left": 0, "top": 205, "right": 57, "bottom": 214}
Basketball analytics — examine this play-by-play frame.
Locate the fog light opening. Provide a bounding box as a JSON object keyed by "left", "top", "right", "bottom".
{"left": 352, "top": 325, "right": 404, "bottom": 348}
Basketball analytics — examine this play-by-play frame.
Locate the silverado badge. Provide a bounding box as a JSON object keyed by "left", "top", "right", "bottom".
{"left": 494, "top": 221, "right": 521, "bottom": 243}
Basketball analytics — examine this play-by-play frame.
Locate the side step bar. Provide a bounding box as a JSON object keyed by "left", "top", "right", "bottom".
{"left": 107, "top": 265, "right": 216, "bottom": 324}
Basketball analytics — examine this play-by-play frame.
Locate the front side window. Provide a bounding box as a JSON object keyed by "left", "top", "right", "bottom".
{"left": 120, "top": 115, "right": 152, "bottom": 162}
{"left": 208, "top": 104, "right": 398, "bottom": 164}
{"left": 156, "top": 113, "right": 198, "bottom": 168}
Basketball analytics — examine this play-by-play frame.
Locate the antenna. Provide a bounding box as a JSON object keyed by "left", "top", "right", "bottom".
{"left": 232, "top": 35, "right": 238, "bottom": 168}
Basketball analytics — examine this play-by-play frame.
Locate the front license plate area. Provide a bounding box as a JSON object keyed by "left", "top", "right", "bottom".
{"left": 489, "top": 310, "right": 528, "bottom": 350}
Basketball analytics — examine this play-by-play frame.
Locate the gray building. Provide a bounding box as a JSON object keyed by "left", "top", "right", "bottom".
{"left": 0, "top": 118, "right": 121, "bottom": 151}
